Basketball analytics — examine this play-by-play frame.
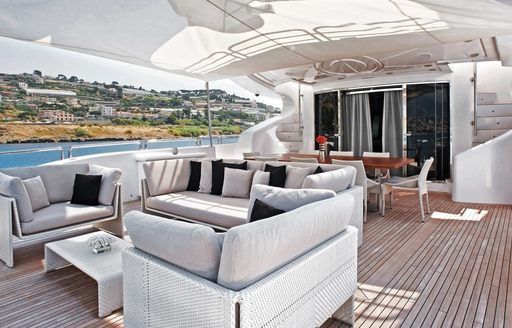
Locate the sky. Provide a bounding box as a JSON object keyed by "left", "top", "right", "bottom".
{"left": 0, "top": 37, "right": 282, "bottom": 108}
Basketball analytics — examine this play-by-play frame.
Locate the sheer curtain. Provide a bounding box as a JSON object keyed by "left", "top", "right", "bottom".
{"left": 341, "top": 93, "right": 372, "bottom": 156}
{"left": 382, "top": 91, "right": 403, "bottom": 157}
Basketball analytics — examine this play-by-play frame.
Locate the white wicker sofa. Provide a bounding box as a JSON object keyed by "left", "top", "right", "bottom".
{"left": 0, "top": 163, "right": 123, "bottom": 268}
{"left": 140, "top": 158, "right": 364, "bottom": 245}
{"left": 123, "top": 191, "right": 358, "bottom": 328}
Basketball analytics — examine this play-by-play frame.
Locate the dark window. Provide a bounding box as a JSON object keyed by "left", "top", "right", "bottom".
{"left": 314, "top": 92, "right": 339, "bottom": 150}
{"left": 406, "top": 83, "right": 450, "bottom": 180}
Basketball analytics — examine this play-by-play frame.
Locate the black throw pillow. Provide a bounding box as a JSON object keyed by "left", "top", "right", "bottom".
{"left": 264, "top": 164, "right": 287, "bottom": 187}
{"left": 250, "top": 199, "right": 286, "bottom": 222}
{"left": 314, "top": 166, "right": 324, "bottom": 174}
{"left": 71, "top": 174, "right": 102, "bottom": 206}
{"left": 211, "top": 161, "right": 247, "bottom": 195}
{"left": 186, "top": 161, "right": 202, "bottom": 191}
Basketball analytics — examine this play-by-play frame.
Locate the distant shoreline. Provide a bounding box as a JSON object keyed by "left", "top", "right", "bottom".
{"left": 0, "top": 123, "right": 240, "bottom": 144}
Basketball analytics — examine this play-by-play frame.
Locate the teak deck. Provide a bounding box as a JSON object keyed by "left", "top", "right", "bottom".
{"left": 1, "top": 192, "right": 511, "bottom": 327}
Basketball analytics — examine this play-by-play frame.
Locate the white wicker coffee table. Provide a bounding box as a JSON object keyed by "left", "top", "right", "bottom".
{"left": 44, "top": 231, "right": 131, "bottom": 318}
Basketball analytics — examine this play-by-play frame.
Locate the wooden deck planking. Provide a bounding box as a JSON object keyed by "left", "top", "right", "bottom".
{"left": 0, "top": 193, "right": 511, "bottom": 327}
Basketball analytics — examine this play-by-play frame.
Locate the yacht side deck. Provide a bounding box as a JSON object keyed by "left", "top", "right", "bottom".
{"left": 1, "top": 191, "right": 510, "bottom": 328}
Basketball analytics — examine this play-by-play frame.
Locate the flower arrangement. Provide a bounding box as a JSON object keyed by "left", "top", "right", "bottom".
{"left": 87, "top": 235, "right": 114, "bottom": 254}
{"left": 316, "top": 135, "right": 328, "bottom": 144}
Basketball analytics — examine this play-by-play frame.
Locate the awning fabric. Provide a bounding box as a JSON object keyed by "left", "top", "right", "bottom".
{"left": 2, "top": 0, "right": 512, "bottom": 81}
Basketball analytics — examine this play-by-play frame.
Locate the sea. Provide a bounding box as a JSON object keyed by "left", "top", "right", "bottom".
{"left": 0, "top": 136, "right": 239, "bottom": 169}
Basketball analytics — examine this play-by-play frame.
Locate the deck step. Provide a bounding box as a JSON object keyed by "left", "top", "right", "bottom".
{"left": 276, "top": 131, "right": 302, "bottom": 142}
{"left": 475, "top": 116, "right": 512, "bottom": 130}
{"left": 278, "top": 122, "right": 300, "bottom": 132}
{"left": 472, "top": 129, "right": 509, "bottom": 143}
{"left": 477, "top": 92, "right": 498, "bottom": 105}
{"left": 476, "top": 104, "right": 512, "bottom": 117}
{"left": 280, "top": 141, "right": 303, "bottom": 152}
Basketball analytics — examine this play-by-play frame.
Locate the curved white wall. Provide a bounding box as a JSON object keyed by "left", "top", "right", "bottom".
{"left": 453, "top": 130, "right": 512, "bottom": 204}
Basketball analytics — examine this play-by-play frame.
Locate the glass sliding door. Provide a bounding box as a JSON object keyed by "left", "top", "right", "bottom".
{"left": 406, "top": 83, "right": 450, "bottom": 180}
{"left": 314, "top": 92, "right": 339, "bottom": 150}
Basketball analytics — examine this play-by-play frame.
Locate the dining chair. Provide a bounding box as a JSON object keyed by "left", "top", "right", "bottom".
{"left": 382, "top": 157, "right": 434, "bottom": 221}
{"left": 363, "top": 151, "right": 390, "bottom": 180}
{"left": 253, "top": 156, "right": 278, "bottom": 161}
{"left": 332, "top": 159, "right": 378, "bottom": 222}
{"left": 298, "top": 150, "right": 318, "bottom": 155}
{"left": 243, "top": 151, "right": 260, "bottom": 159}
{"left": 290, "top": 157, "right": 318, "bottom": 163}
{"left": 329, "top": 150, "right": 354, "bottom": 156}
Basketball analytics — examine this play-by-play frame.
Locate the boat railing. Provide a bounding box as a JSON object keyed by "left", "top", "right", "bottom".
{"left": 0, "top": 146, "right": 65, "bottom": 160}
{"left": 68, "top": 141, "right": 143, "bottom": 158}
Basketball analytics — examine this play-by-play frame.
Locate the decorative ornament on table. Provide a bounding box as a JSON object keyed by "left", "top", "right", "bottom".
{"left": 87, "top": 235, "right": 114, "bottom": 254}
{"left": 315, "top": 135, "right": 328, "bottom": 162}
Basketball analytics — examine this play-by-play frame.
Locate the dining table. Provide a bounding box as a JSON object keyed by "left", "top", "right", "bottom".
{"left": 251, "top": 153, "right": 415, "bottom": 170}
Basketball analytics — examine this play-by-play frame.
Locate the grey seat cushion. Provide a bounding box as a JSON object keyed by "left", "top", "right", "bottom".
{"left": 21, "top": 202, "right": 114, "bottom": 234}
{"left": 146, "top": 191, "right": 249, "bottom": 228}
{"left": 125, "top": 211, "right": 222, "bottom": 281}
{"left": 217, "top": 193, "right": 355, "bottom": 291}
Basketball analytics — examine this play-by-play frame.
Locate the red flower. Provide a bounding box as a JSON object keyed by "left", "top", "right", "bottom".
{"left": 316, "top": 135, "right": 328, "bottom": 144}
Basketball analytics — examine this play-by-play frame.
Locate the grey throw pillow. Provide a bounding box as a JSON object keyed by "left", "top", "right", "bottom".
{"left": 22, "top": 176, "right": 50, "bottom": 212}
{"left": 251, "top": 171, "right": 270, "bottom": 187}
{"left": 89, "top": 165, "right": 121, "bottom": 205}
{"left": 0, "top": 172, "right": 34, "bottom": 223}
{"left": 222, "top": 168, "right": 254, "bottom": 198}
{"left": 284, "top": 166, "right": 311, "bottom": 189}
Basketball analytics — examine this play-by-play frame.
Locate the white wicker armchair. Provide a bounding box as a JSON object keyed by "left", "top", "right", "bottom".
{"left": 123, "top": 227, "right": 357, "bottom": 328}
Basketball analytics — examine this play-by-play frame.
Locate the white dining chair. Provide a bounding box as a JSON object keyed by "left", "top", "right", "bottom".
{"left": 363, "top": 151, "right": 391, "bottom": 180}
{"left": 382, "top": 157, "right": 434, "bottom": 221}
{"left": 298, "top": 150, "right": 318, "bottom": 155}
{"left": 330, "top": 150, "right": 354, "bottom": 156}
{"left": 243, "top": 151, "right": 260, "bottom": 159}
{"left": 332, "top": 159, "right": 378, "bottom": 222}
{"left": 253, "top": 156, "right": 278, "bottom": 162}
{"left": 290, "top": 157, "right": 318, "bottom": 163}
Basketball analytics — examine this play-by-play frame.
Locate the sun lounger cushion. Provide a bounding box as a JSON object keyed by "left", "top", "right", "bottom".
{"left": 217, "top": 193, "right": 355, "bottom": 290}
{"left": 21, "top": 202, "right": 114, "bottom": 234}
{"left": 125, "top": 211, "right": 222, "bottom": 281}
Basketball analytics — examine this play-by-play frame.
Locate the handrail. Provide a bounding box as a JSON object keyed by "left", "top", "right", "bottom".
{"left": 68, "top": 141, "right": 143, "bottom": 158}
{"left": 0, "top": 146, "right": 64, "bottom": 160}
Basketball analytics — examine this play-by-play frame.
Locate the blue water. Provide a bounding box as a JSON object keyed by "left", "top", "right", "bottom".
{"left": 0, "top": 136, "right": 239, "bottom": 169}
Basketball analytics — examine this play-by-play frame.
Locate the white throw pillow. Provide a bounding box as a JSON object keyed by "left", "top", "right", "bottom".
{"left": 89, "top": 165, "right": 121, "bottom": 205}
{"left": 251, "top": 171, "right": 270, "bottom": 187}
{"left": 198, "top": 161, "right": 213, "bottom": 193}
{"left": 247, "top": 184, "right": 336, "bottom": 220}
{"left": 284, "top": 166, "right": 311, "bottom": 189}
{"left": 222, "top": 168, "right": 254, "bottom": 198}
{"left": 301, "top": 167, "right": 356, "bottom": 192}
{"left": 22, "top": 176, "right": 50, "bottom": 212}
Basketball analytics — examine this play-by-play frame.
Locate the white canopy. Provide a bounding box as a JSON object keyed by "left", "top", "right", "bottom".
{"left": 2, "top": 0, "right": 512, "bottom": 82}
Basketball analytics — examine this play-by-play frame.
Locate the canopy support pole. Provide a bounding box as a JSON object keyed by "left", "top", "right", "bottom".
{"left": 206, "top": 82, "right": 213, "bottom": 146}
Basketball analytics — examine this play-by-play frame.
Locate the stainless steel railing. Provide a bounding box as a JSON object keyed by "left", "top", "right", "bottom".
{"left": 68, "top": 141, "right": 143, "bottom": 158}
{"left": 0, "top": 146, "right": 65, "bottom": 159}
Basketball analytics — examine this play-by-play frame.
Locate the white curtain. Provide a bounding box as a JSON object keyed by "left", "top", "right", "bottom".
{"left": 382, "top": 91, "right": 403, "bottom": 157}
{"left": 341, "top": 93, "right": 373, "bottom": 156}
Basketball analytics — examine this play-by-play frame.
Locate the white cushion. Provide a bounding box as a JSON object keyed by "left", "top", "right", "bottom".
{"left": 222, "top": 168, "right": 254, "bottom": 198}
{"left": 198, "top": 160, "right": 213, "bottom": 193}
{"left": 22, "top": 176, "right": 50, "bottom": 211}
{"left": 217, "top": 193, "right": 355, "bottom": 291}
{"left": 35, "top": 164, "right": 90, "bottom": 203}
{"left": 89, "top": 165, "right": 121, "bottom": 205}
{"left": 124, "top": 211, "right": 222, "bottom": 281}
{"left": 247, "top": 184, "right": 336, "bottom": 220}
{"left": 284, "top": 166, "right": 311, "bottom": 189}
{"left": 146, "top": 191, "right": 249, "bottom": 228}
{"left": 252, "top": 171, "right": 270, "bottom": 186}
{"left": 301, "top": 167, "right": 356, "bottom": 192}
{"left": 0, "top": 172, "right": 33, "bottom": 223}
{"left": 21, "top": 202, "right": 114, "bottom": 234}
{"left": 143, "top": 159, "right": 190, "bottom": 196}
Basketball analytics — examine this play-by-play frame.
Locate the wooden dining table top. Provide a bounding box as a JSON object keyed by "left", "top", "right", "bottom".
{"left": 253, "top": 153, "right": 415, "bottom": 170}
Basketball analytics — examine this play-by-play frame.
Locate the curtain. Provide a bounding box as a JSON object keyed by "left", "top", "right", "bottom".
{"left": 382, "top": 91, "right": 403, "bottom": 157}
{"left": 341, "top": 93, "right": 372, "bottom": 156}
